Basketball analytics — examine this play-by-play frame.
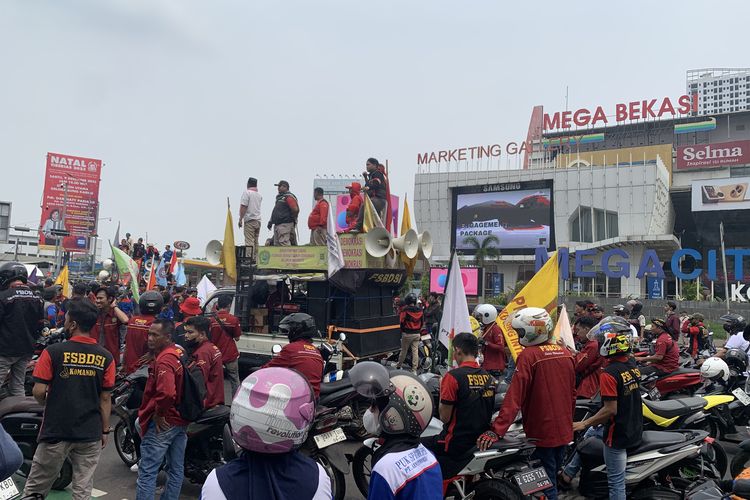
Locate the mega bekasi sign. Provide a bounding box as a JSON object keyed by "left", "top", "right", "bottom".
{"left": 676, "top": 140, "right": 750, "bottom": 170}
{"left": 543, "top": 94, "right": 697, "bottom": 131}
{"left": 535, "top": 247, "right": 750, "bottom": 282}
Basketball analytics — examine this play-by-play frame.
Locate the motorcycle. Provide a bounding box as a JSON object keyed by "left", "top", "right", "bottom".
{"left": 0, "top": 329, "right": 66, "bottom": 400}
{"left": 0, "top": 396, "right": 72, "bottom": 491}
{"left": 685, "top": 478, "right": 750, "bottom": 499}
{"left": 111, "top": 366, "right": 233, "bottom": 483}
{"left": 576, "top": 429, "right": 719, "bottom": 499}
{"left": 299, "top": 406, "right": 349, "bottom": 500}
{"left": 384, "top": 331, "right": 433, "bottom": 373}
{"left": 639, "top": 367, "right": 704, "bottom": 399}
{"left": 573, "top": 395, "right": 729, "bottom": 478}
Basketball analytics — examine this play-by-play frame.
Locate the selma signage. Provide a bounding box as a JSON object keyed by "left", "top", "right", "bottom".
{"left": 676, "top": 140, "right": 750, "bottom": 170}
{"left": 543, "top": 94, "right": 697, "bottom": 131}
{"left": 535, "top": 247, "right": 750, "bottom": 281}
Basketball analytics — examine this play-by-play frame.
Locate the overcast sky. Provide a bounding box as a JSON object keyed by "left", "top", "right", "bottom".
{"left": 1, "top": 0, "right": 747, "bottom": 258}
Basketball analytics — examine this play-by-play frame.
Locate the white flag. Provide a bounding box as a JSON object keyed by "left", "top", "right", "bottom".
{"left": 197, "top": 275, "right": 217, "bottom": 306}
{"left": 438, "top": 253, "right": 473, "bottom": 349}
{"left": 327, "top": 202, "right": 345, "bottom": 276}
{"left": 554, "top": 303, "right": 576, "bottom": 352}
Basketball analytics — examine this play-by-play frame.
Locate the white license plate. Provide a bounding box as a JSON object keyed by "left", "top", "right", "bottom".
{"left": 733, "top": 388, "right": 750, "bottom": 406}
{"left": 0, "top": 478, "right": 19, "bottom": 500}
{"left": 313, "top": 427, "right": 346, "bottom": 449}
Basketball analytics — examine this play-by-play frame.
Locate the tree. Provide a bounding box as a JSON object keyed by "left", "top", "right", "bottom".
{"left": 462, "top": 235, "right": 500, "bottom": 269}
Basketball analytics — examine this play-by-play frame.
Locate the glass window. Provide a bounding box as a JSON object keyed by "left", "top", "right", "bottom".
{"left": 607, "top": 212, "right": 619, "bottom": 238}
{"left": 0, "top": 204, "right": 9, "bottom": 217}
{"left": 595, "top": 209, "right": 606, "bottom": 241}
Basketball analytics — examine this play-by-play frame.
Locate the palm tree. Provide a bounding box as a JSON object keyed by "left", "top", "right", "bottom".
{"left": 462, "top": 235, "right": 500, "bottom": 268}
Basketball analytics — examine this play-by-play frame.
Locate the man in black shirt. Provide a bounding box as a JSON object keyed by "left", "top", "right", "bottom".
{"left": 353, "top": 157, "right": 388, "bottom": 231}
{"left": 423, "top": 333, "right": 495, "bottom": 476}
{"left": 24, "top": 299, "right": 115, "bottom": 500}
{"left": 571, "top": 316, "right": 642, "bottom": 500}
{"left": 0, "top": 262, "right": 44, "bottom": 397}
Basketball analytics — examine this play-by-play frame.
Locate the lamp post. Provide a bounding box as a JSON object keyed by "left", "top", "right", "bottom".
{"left": 12, "top": 226, "right": 30, "bottom": 260}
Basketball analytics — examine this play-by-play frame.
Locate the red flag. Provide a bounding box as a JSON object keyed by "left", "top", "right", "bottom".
{"left": 379, "top": 163, "right": 392, "bottom": 233}
{"left": 168, "top": 250, "right": 178, "bottom": 274}
{"left": 146, "top": 256, "right": 157, "bottom": 290}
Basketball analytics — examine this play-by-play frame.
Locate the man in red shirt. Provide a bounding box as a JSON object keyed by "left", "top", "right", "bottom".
{"left": 473, "top": 304, "right": 506, "bottom": 377}
{"left": 344, "top": 182, "right": 363, "bottom": 231}
{"left": 639, "top": 318, "right": 679, "bottom": 376}
{"left": 136, "top": 319, "right": 188, "bottom": 500}
{"left": 572, "top": 316, "right": 603, "bottom": 399}
{"left": 93, "top": 286, "right": 129, "bottom": 367}
{"left": 478, "top": 307, "right": 575, "bottom": 500}
{"left": 263, "top": 313, "right": 323, "bottom": 398}
{"left": 210, "top": 294, "right": 242, "bottom": 395}
{"left": 123, "top": 291, "right": 162, "bottom": 374}
{"left": 307, "top": 187, "right": 329, "bottom": 245}
{"left": 184, "top": 316, "right": 224, "bottom": 409}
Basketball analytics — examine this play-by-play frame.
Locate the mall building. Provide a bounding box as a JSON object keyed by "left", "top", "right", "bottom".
{"left": 414, "top": 80, "right": 750, "bottom": 300}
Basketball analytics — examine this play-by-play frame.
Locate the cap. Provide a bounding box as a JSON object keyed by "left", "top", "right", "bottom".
{"left": 274, "top": 180, "right": 290, "bottom": 188}
{"left": 651, "top": 318, "right": 668, "bottom": 329}
{"left": 345, "top": 181, "right": 362, "bottom": 190}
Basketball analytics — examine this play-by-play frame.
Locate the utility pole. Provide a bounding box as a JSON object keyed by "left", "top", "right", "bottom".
{"left": 12, "top": 226, "right": 30, "bottom": 260}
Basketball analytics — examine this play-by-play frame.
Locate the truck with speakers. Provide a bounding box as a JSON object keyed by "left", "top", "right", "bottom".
{"left": 202, "top": 230, "right": 432, "bottom": 378}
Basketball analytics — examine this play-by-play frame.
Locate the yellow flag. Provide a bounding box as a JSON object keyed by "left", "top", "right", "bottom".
{"left": 223, "top": 205, "right": 237, "bottom": 281}
{"left": 54, "top": 265, "right": 72, "bottom": 298}
{"left": 362, "top": 194, "right": 383, "bottom": 233}
{"left": 400, "top": 197, "right": 417, "bottom": 275}
{"left": 497, "top": 251, "right": 559, "bottom": 361}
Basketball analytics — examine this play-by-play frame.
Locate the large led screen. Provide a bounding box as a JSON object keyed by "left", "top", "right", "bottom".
{"left": 452, "top": 180, "right": 554, "bottom": 254}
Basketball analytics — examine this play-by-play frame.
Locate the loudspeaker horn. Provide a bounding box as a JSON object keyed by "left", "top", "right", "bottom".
{"left": 392, "top": 229, "right": 419, "bottom": 259}
{"left": 205, "top": 240, "right": 224, "bottom": 266}
{"left": 364, "top": 228, "right": 393, "bottom": 258}
{"left": 418, "top": 231, "right": 433, "bottom": 259}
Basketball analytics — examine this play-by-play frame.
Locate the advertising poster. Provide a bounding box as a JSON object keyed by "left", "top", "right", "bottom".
{"left": 256, "top": 246, "right": 327, "bottom": 270}
{"left": 691, "top": 177, "right": 750, "bottom": 212}
{"left": 676, "top": 140, "right": 750, "bottom": 170}
{"left": 430, "top": 267, "right": 479, "bottom": 296}
{"left": 452, "top": 180, "right": 553, "bottom": 253}
{"left": 39, "top": 152, "right": 102, "bottom": 251}
{"left": 335, "top": 194, "right": 399, "bottom": 235}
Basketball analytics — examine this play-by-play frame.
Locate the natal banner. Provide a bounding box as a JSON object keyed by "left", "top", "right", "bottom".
{"left": 39, "top": 152, "right": 102, "bottom": 251}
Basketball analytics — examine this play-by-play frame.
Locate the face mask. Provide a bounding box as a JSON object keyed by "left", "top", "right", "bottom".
{"left": 185, "top": 338, "right": 199, "bottom": 348}
{"left": 363, "top": 407, "right": 381, "bottom": 436}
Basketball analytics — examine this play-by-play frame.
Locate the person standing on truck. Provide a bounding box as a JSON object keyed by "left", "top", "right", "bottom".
{"left": 210, "top": 294, "right": 242, "bottom": 396}
{"left": 307, "top": 187, "right": 329, "bottom": 246}
{"left": 352, "top": 158, "right": 388, "bottom": 231}
{"left": 238, "top": 177, "right": 262, "bottom": 262}
{"left": 262, "top": 313, "right": 323, "bottom": 398}
{"left": 267, "top": 180, "right": 299, "bottom": 246}
{"left": 396, "top": 294, "right": 424, "bottom": 373}
{"left": 344, "top": 182, "right": 363, "bottom": 231}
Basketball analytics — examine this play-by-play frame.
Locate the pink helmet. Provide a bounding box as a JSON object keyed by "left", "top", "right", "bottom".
{"left": 230, "top": 367, "right": 315, "bottom": 454}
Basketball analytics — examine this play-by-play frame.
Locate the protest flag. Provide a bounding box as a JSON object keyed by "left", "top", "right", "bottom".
{"left": 327, "top": 200, "right": 345, "bottom": 277}
{"left": 497, "top": 250, "right": 559, "bottom": 361}
{"left": 146, "top": 255, "right": 157, "bottom": 291}
{"left": 438, "top": 252, "right": 473, "bottom": 365}
{"left": 54, "top": 265, "right": 72, "bottom": 298}
{"left": 223, "top": 199, "right": 237, "bottom": 281}
{"left": 111, "top": 242, "right": 140, "bottom": 302}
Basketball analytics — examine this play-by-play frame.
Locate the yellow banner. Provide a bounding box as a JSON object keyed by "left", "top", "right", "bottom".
{"left": 498, "top": 251, "right": 559, "bottom": 361}
{"left": 256, "top": 246, "right": 327, "bottom": 270}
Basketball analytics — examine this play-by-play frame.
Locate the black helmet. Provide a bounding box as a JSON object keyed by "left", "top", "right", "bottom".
{"left": 0, "top": 262, "right": 28, "bottom": 290}
{"left": 626, "top": 299, "right": 643, "bottom": 314}
{"left": 720, "top": 313, "right": 747, "bottom": 335}
{"left": 138, "top": 291, "right": 164, "bottom": 315}
{"left": 725, "top": 348, "right": 748, "bottom": 374}
{"left": 613, "top": 304, "right": 629, "bottom": 316}
{"left": 279, "top": 313, "right": 317, "bottom": 342}
{"left": 403, "top": 293, "right": 417, "bottom": 306}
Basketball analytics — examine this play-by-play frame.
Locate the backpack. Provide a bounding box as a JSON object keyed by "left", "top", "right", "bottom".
{"left": 176, "top": 352, "right": 206, "bottom": 421}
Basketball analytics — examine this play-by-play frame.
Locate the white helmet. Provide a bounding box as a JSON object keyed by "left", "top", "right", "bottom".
{"left": 700, "top": 357, "right": 730, "bottom": 383}
{"left": 511, "top": 307, "right": 553, "bottom": 347}
{"left": 473, "top": 304, "right": 498, "bottom": 325}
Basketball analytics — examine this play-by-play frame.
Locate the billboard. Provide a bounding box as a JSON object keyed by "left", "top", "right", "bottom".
{"left": 691, "top": 177, "right": 750, "bottom": 212}
{"left": 676, "top": 140, "right": 750, "bottom": 170}
{"left": 430, "top": 267, "right": 480, "bottom": 296}
{"left": 452, "top": 180, "right": 554, "bottom": 254}
{"left": 39, "top": 152, "right": 102, "bottom": 251}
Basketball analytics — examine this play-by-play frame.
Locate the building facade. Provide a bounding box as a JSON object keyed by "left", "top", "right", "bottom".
{"left": 688, "top": 68, "right": 750, "bottom": 116}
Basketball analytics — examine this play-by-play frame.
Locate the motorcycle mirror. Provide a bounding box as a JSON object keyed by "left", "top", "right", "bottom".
{"left": 272, "top": 344, "right": 282, "bottom": 354}
{"left": 339, "top": 333, "right": 347, "bottom": 342}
